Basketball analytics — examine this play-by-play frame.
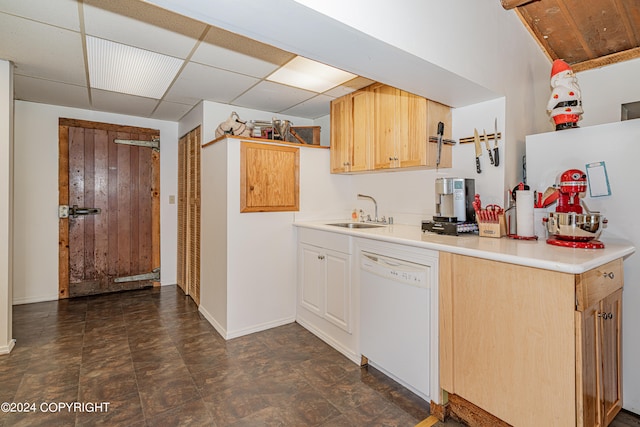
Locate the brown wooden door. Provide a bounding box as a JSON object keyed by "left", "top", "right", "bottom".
{"left": 58, "top": 119, "right": 160, "bottom": 298}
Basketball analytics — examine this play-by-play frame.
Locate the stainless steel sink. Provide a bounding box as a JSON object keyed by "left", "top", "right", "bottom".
{"left": 327, "top": 222, "right": 385, "bottom": 229}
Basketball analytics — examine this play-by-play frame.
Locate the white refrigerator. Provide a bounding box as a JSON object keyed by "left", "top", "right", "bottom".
{"left": 526, "top": 118, "right": 640, "bottom": 413}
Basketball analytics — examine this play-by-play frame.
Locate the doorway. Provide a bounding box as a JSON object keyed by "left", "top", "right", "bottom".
{"left": 58, "top": 118, "right": 160, "bottom": 298}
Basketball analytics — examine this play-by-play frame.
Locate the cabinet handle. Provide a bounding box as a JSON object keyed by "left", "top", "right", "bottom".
{"left": 389, "top": 157, "right": 393, "bottom": 161}
{"left": 598, "top": 312, "right": 614, "bottom": 320}
{"left": 603, "top": 272, "right": 615, "bottom": 279}
{"left": 318, "top": 255, "right": 325, "bottom": 260}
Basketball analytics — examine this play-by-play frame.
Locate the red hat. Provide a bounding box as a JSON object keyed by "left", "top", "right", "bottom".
{"left": 551, "top": 59, "right": 572, "bottom": 77}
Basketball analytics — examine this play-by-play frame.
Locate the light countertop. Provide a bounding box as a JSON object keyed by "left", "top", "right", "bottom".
{"left": 294, "top": 221, "right": 636, "bottom": 274}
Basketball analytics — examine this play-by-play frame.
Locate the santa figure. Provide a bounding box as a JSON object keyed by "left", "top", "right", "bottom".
{"left": 546, "top": 59, "right": 583, "bottom": 130}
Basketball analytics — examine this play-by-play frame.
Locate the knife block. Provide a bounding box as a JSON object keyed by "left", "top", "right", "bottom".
{"left": 478, "top": 214, "right": 506, "bottom": 238}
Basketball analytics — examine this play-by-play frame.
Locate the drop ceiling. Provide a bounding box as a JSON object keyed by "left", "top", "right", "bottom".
{"left": 0, "top": 0, "right": 373, "bottom": 121}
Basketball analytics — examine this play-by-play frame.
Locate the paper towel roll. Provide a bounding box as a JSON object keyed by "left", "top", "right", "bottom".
{"left": 516, "top": 190, "right": 534, "bottom": 237}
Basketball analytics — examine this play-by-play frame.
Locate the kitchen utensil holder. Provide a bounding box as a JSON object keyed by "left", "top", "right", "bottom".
{"left": 478, "top": 213, "right": 506, "bottom": 238}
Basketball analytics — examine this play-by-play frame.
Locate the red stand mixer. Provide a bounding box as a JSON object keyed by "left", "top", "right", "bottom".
{"left": 544, "top": 169, "right": 607, "bottom": 249}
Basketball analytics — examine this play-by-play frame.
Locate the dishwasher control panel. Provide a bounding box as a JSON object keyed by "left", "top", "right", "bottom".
{"left": 361, "top": 252, "right": 429, "bottom": 288}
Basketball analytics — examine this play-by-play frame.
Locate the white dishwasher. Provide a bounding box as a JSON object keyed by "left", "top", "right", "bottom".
{"left": 360, "top": 251, "right": 431, "bottom": 400}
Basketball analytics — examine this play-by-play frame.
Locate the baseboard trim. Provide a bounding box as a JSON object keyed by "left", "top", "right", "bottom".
{"left": 198, "top": 305, "right": 227, "bottom": 338}
{"left": 13, "top": 294, "right": 59, "bottom": 305}
{"left": 295, "top": 317, "right": 359, "bottom": 364}
{"left": 225, "top": 316, "right": 296, "bottom": 340}
{"left": 198, "top": 306, "right": 295, "bottom": 341}
{"left": 0, "top": 339, "right": 16, "bottom": 355}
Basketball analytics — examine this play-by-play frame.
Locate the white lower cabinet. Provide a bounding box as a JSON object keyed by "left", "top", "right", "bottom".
{"left": 296, "top": 228, "right": 357, "bottom": 362}
{"left": 300, "top": 243, "right": 351, "bottom": 332}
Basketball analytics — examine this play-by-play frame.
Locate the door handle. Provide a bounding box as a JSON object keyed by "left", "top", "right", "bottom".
{"left": 60, "top": 205, "right": 102, "bottom": 218}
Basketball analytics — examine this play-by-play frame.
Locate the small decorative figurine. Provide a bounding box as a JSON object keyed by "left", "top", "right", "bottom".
{"left": 546, "top": 59, "right": 583, "bottom": 130}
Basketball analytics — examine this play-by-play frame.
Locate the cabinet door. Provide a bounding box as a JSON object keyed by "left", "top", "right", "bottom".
{"left": 372, "top": 84, "right": 398, "bottom": 169}
{"left": 324, "top": 249, "right": 351, "bottom": 332}
{"left": 299, "top": 243, "right": 324, "bottom": 315}
{"left": 350, "top": 90, "right": 372, "bottom": 172}
{"left": 330, "top": 96, "right": 351, "bottom": 173}
{"left": 601, "top": 289, "right": 622, "bottom": 426}
{"left": 577, "top": 304, "right": 603, "bottom": 427}
{"left": 397, "top": 90, "right": 427, "bottom": 168}
{"left": 240, "top": 142, "right": 299, "bottom": 212}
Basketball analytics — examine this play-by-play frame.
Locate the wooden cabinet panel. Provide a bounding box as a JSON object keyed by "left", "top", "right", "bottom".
{"left": 331, "top": 83, "right": 452, "bottom": 173}
{"left": 350, "top": 90, "right": 372, "bottom": 172}
{"left": 372, "top": 84, "right": 398, "bottom": 169}
{"left": 576, "top": 258, "right": 623, "bottom": 311}
{"left": 601, "top": 289, "right": 622, "bottom": 425}
{"left": 441, "top": 254, "right": 625, "bottom": 427}
{"left": 576, "top": 303, "right": 602, "bottom": 427}
{"left": 330, "top": 96, "right": 351, "bottom": 173}
{"left": 397, "top": 90, "right": 427, "bottom": 167}
{"left": 240, "top": 142, "right": 299, "bottom": 212}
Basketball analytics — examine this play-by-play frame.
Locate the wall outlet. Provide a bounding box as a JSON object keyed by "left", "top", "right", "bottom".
{"left": 169, "top": 195, "right": 175, "bottom": 204}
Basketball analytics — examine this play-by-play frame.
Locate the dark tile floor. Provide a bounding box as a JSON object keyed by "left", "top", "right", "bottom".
{"left": 1, "top": 285, "right": 638, "bottom": 427}
{"left": 0, "top": 285, "right": 436, "bottom": 427}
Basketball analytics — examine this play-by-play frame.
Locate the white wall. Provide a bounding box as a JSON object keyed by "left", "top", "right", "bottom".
{"left": 285, "top": 0, "right": 551, "bottom": 191}
{"left": 0, "top": 60, "right": 14, "bottom": 354}
{"left": 576, "top": 57, "right": 640, "bottom": 127}
{"left": 13, "top": 101, "right": 179, "bottom": 304}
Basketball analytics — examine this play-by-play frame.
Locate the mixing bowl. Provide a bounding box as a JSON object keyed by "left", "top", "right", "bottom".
{"left": 545, "top": 212, "right": 607, "bottom": 241}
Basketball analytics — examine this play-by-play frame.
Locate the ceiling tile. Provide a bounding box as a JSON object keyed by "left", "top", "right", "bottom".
{"left": 151, "top": 100, "right": 195, "bottom": 121}
{"left": 323, "top": 76, "right": 375, "bottom": 97}
{"left": 0, "top": 14, "right": 86, "bottom": 85}
{"left": 91, "top": 89, "right": 159, "bottom": 117}
{"left": 164, "top": 61, "right": 259, "bottom": 105}
{"left": 83, "top": 0, "right": 205, "bottom": 59}
{"left": 0, "top": 0, "right": 80, "bottom": 31}
{"left": 14, "top": 75, "right": 91, "bottom": 109}
{"left": 232, "top": 80, "right": 317, "bottom": 113}
{"left": 191, "top": 26, "right": 294, "bottom": 78}
{"left": 279, "top": 94, "right": 334, "bottom": 118}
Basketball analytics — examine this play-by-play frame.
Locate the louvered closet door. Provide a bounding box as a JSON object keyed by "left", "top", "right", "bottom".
{"left": 177, "top": 127, "right": 201, "bottom": 305}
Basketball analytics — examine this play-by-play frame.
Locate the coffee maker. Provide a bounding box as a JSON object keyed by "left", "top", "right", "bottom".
{"left": 422, "top": 178, "right": 477, "bottom": 235}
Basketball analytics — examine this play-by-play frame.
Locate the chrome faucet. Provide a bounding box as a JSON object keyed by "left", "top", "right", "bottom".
{"left": 357, "top": 194, "right": 378, "bottom": 222}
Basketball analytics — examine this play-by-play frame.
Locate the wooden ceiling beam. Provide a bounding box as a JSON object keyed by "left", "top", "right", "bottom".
{"left": 501, "top": 0, "right": 540, "bottom": 10}
{"left": 572, "top": 46, "right": 640, "bottom": 72}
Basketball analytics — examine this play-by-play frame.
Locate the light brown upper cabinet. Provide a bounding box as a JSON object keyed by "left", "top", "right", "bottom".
{"left": 330, "top": 83, "right": 452, "bottom": 174}
{"left": 240, "top": 141, "right": 299, "bottom": 212}
{"left": 330, "top": 90, "right": 372, "bottom": 173}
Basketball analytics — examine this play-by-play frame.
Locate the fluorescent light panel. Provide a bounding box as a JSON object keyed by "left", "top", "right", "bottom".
{"left": 267, "top": 56, "right": 356, "bottom": 93}
{"left": 86, "top": 36, "right": 183, "bottom": 99}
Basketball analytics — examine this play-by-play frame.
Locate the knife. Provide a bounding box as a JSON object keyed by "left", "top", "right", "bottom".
{"left": 483, "top": 129, "right": 494, "bottom": 165}
{"left": 493, "top": 118, "right": 500, "bottom": 167}
{"left": 473, "top": 128, "right": 482, "bottom": 173}
{"left": 436, "top": 121, "right": 444, "bottom": 168}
